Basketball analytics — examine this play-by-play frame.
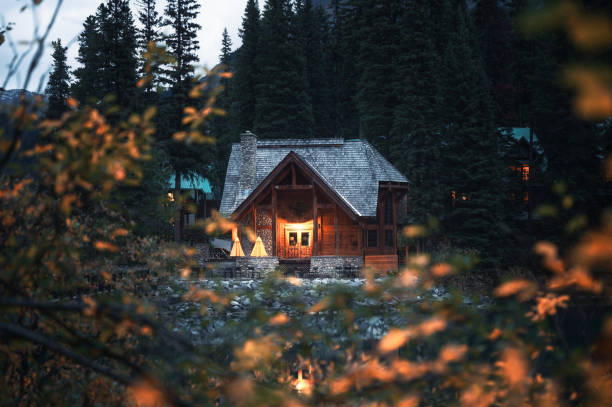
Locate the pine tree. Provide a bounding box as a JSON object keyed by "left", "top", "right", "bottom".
{"left": 72, "top": 15, "right": 103, "bottom": 103}
{"left": 72, "top": 1, "right": 138, "bottom": 110}
{"left": 389, "top": 0, "right": 445, "bottom": 229}
{"left": 254, "top": 0, "right": 313, "bottom": 139}
{"left": 98, "top": 0, "right": 138, "bottom": 109}
{"left": 440, "top": 1, "right": 504, "bottom": 268}
{"left": 349, "top": 0, "right": 401, "bottom": 155}
{"left": 329, "top": 0, "right": 359, "bottom": 138}
{"left": 473, "top": 0, "right": 517, "bottom": 126}
{"left": 231, "top": 0, "right": 260, "bottom": 134}
{"left": 160, "top": 0, "right": 208, "bottom": 241}
{"left": 135, "top": 0, "right": 163, "bottom": 93}
{"left": 209, "top": 28, "right": 234, "bottom": 198}
{"left": 296, "top": 0, "right": 335, "bottom": 138}
{"left": 45, "top": 39, "right": 71, "bottom": 119}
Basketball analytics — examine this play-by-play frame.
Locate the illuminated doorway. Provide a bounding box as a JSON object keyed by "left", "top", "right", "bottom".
{"left": 283, "top": 221, "right": 313, "bottom": 258}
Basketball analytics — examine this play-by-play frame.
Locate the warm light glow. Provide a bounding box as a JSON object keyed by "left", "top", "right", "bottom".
{"left": 510, "top": 164, "right": 530, "bottom": 181}
{"left": 292, "top": 366, "right": 313, "bottom": 395}
{"left": 230, "top": 238, "right": 245, "bottom": 257}
{"left": 167, "top": 192, "right": 174, "bottom": 202}
{"left": 250, "top": 236, "right": 268, "bottom": 257}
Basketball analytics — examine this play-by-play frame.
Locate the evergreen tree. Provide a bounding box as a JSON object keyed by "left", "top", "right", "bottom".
{"left": 45, "top": 39, "right": 71, "bottom": 119}
{"left": 389, "top": 0, "right": 445, "bottom": 229}
{"left": 231, "top": 0, "right": 260, "bottom": 134}
{"left": 473, "top": 0, "right": 517, "bottom": 126}
{"left": 135, "top": 0, "right": 163, "bottom": 93}
{"left": 72, "top": 15, "right": 103, "bottom": 103}
{"left": 254, "top": 0, "right": 313, "bottom": 139}
{"left": 349, "top": 0, "right": 401, "bottom": 155}
{"left": 72, "top": 0, "right": 138, "bottom": 111}
{"left": 209, "top": 28, "right": 234, "bottom": 198}
{"left": 98, "top": 0, "right": 138, "bottom": 109}
{"left": 440, "top": 1, "right": 504, "bottom": 268}
{"left": 160, "top": 0, "right": 209, "bottom": 241}
{"left": 329, "top": 0, "right": 359, "bottom": 138}
{"left": 296, "top": 0, "right": 335, "bottom": 138}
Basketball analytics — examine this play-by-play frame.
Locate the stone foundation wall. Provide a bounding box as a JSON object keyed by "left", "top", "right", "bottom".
{"left": 310, "top": 256, "right": 363, "bottom": 278}
{"left": 237, "top": 257, "right": 279, "bottom": 277}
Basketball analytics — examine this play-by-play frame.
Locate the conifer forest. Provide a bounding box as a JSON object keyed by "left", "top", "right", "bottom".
{"left": 1, "top": 0, "right": 611, "bottom": 406}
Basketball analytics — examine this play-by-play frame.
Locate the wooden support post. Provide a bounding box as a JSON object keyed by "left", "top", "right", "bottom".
{"left": 272, "top": 188, "right": 277, "bottom": 256}
{"left": 334, "top": 204, "right": 339, "bottom": 255}
{"left": 392, "top": 190, "right": 397, "bottom": 251}
{"left": 253, "top": 204, "right": 257, "bottom": 238}
{"left": 291, "top": 163, "right": 296, "bottom": 185}
{"left": 313, "top": 186, "right": 318, "bottom": 256}
{"left": 378, "top": 192, "right": 384, "bottom": 251}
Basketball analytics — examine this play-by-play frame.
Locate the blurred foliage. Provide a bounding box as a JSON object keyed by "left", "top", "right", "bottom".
{"left": 1, "top": 1, "right": 612, "bottom": 406}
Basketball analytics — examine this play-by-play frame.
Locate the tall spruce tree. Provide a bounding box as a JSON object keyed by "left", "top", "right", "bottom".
{"left": 73, "top": 0, "right": 138, "bottom": 111}
{"left": 160, "top": 0, "right": 208, "bottom": 241}
{"left": 349, "top": 0, "right": 401, "bottom": 156}
{"left": 473, "top": 0, "right": 517, "bottom": 126}
{"left": 440, "top": 1, "right": 504, "bottom": 268}
{"left": 45, "top": 39, "right": 71, "bottom": 119}
{"left": 73, "top": 15, "right": 103, "bottom": 103}
{"left": 98, "top": 0, "right": 138, "bottom": 109}
{"left": 231, "top": 0, "right": 260, "bottom": 134}
{"left": 296, "top": 0, "right": 335, "bottom": 138}
{"left": 254, "top": 0, "right": 313, "bottom": 139}
{"left": 329, "top": 0, "right": 360, "bottom": 138}
{"left": 389, "top": 0, "right": 445, "bottom": 230}
{"left": 135, "top": 0, "right": 163, "bottom": 94}
{"left": 209, "top": 28, "right": 234, "bottom": 197}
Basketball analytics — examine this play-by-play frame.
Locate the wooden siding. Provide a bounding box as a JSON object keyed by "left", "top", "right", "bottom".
{"left": 365, "top": 255, "right": 399, "bottom": 273}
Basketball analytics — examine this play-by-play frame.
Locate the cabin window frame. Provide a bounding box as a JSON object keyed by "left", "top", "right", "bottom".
{"left": 366, "top": 228, "right": 378, "bottom": 248}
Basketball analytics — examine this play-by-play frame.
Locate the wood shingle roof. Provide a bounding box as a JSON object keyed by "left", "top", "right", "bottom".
{"left": 219, "top": 138, "right": 408, "bottom": 218}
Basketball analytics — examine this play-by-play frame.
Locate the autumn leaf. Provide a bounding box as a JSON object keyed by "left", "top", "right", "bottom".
{"left": 269, "top": 313, "right": 290, "bottom": 325}
{"left": 494, "top": 279, "right": 536, "bottom": 301}
{"left": 378, "top": 328, "right": 409, "bottom": 353}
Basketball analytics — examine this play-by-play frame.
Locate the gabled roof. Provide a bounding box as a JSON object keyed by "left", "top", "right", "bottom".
{"left": 219, "top": 138, "right": 408, "bottom": 218}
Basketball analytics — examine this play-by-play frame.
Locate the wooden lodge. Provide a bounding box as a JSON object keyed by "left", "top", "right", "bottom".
{"left": 219, "top": 131, "right": 409, "bottom": 275}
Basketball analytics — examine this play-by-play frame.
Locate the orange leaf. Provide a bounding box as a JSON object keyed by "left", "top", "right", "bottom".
{"left": 269, "top": 313, "right": 290, "bottom": 326}
{"left": 378, "top": 328, "right": 409, "bottom": 353}
{"left": 95, "top": 241, "right": 118, "bottom": 252}
{"left": 494, "top": 279, "right": 536, "bottom": 301}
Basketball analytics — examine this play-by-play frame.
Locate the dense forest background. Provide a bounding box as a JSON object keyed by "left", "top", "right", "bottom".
{"left": 37, "top": 0, "right": 612, "bottom": 275}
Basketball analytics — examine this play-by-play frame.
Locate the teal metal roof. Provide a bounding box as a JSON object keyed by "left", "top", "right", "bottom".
{"left": 168, "top": 173, "right": 212, "bottom": 194}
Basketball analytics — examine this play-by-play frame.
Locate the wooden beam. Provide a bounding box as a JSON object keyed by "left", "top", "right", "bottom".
{"left": 378, "top": 193, "right": 384, "bottom": 250}
{"left": 334, "top": 204, "right": 339, "bottom": 255}
{"left": 253, "top": 204, "right": 257, "bottom": 239}
{"left": 358, "top": 222, "right": 364, "bottom": 256}
{"left": 291, "top": 163, "right": 296, "bottom": 185}
{"left": 256, "top": 204, "right": 273, "bottom": 210}
{"left": 392, "top": 190, "right": 397, "bottom": 251}
{"left": 313, "top": 186, "right": 318, "bottom": 256}
{"left": 316, "top": 203, "right": 335, "bottom": 209}
{"left": 274, "top": 185, "right": 312, "bottom": 190}
{"left": 272, "top": 188, "right": 277, "bottom": 256}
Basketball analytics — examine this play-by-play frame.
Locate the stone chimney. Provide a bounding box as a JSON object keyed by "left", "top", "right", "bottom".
{"left": 239, "top": 130, "right": 257, "bottom": 192}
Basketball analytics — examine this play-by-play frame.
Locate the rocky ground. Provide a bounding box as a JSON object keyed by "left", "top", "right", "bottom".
{"left": 150, "top": 277, "right": 493, "bottom": 349}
